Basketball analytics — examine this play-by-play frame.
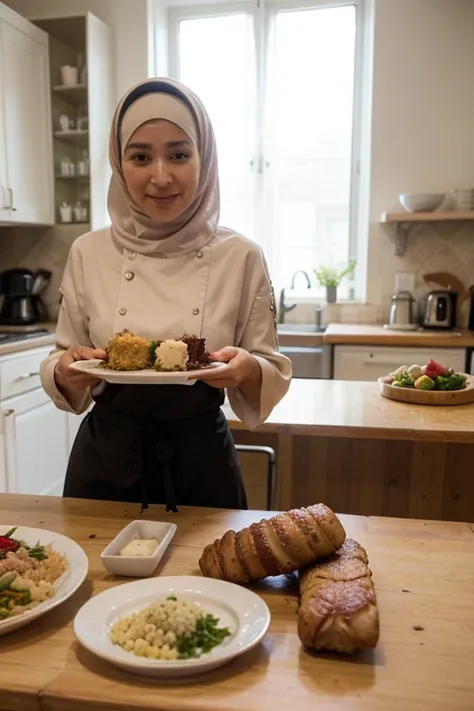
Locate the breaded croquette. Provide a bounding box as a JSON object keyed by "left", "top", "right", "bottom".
{"left": 105, "top": 330, "right": 151, "bottom": 370}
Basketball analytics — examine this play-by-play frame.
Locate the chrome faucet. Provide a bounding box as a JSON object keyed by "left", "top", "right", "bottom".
{"left": 290, "top": 270, "right": 312, "bottom": 290}
{"left": 278, "top": 287, "right": 296, "bottom": 323}
{"left": 278, "top": 270, "right": 313, "bottom": 323}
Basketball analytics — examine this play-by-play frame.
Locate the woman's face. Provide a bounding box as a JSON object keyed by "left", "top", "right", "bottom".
{"left": 121, "top": 120, "right": 200, "bottom": 222}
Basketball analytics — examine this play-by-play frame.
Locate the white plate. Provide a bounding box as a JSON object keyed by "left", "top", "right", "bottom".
{"left": 0, "top": 525, "right": 88, "bottom": 636}
{"left": 73, "top": 575, "right": 271, "bottom": 678}
{"left": 70, "top": 359, "right": 226, "bottom": 385}
{"left": 101, "top": 520, "right": 177, "bottom": 577}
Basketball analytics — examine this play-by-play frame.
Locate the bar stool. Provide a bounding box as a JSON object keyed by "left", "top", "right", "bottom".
{"left": 234, "top": 444, "right": 276, "bottom": 510}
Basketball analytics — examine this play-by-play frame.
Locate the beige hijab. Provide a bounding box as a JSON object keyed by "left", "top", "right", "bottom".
{"left": 107, "top": 78, "right": 219, "bottom": 258}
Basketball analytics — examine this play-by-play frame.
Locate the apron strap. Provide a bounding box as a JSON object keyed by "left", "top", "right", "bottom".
{"left": 155, "top": 439, "right": 179, "bottom": 513}
{"left": 139, "top": 433, "right": 179, "bottom": 513}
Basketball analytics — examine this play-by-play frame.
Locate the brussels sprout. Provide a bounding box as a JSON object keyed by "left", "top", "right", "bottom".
{"left": 392, "top": 365, "right": 408, "bottom": 381}
{"left": 407, "top": 364, "right": 423, "bottom": 382}
{"left": 414, "top": 375, "right": 435, "bottom": 391}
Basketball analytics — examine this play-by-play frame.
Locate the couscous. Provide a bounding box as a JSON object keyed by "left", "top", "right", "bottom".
{"left": 109, "top": 595, "right": 231, "bottom": 660}
{"left": 0, "top": 527, "right": 68, "bottom": 620}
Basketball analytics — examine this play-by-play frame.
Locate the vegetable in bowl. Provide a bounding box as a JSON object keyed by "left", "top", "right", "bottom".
{"left": 385, "top": 359, "right": 467, "bottom": 392}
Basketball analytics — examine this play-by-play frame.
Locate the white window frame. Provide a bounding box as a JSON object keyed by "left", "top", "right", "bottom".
{"left": 163, "top": 0, "right": 366, "bottom": 298}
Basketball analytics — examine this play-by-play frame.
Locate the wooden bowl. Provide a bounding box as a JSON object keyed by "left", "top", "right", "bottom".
{"left": 378, "top": 374, "right": 474, "bottom": 406}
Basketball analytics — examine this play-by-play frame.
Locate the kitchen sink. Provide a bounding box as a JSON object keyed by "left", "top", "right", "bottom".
{"left": 277, "top": 324, "right": 327, "bottom": 334}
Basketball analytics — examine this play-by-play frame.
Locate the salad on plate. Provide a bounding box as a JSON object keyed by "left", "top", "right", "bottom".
{"left": 383, "top": 359, "right": 467, "bottom": 392}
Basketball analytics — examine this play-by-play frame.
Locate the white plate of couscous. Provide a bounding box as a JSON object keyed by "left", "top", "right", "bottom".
{"left": 0, "top": 525, "right": 88, "bottom": 636}
{"left": 73, "top": 575, "right": 271, "bottom": 678}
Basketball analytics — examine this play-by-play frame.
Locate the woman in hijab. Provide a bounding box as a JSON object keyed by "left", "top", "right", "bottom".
{"left": 40, "top": 78, "right": 292, "bottom": 512}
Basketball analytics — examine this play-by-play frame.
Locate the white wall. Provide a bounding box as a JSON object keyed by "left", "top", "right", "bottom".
{"left": 366, "top": 0, "right": 474, "bottom": 322}
{"left": 3, "top": 0, "right": 150, "bottom": 101}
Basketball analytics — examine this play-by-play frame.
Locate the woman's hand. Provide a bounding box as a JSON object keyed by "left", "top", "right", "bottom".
{"left": 194, "top": 347, "right": 262, "bottom": 390}
{"left": 54, "top": 346, "right": 107, "bottom": 392}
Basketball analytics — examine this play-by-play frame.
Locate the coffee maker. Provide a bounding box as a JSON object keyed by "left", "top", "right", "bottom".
{"left": 0, "top": 268, "right": 51, "bottom": 326}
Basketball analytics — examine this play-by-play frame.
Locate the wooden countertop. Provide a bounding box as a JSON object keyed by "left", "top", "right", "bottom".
{"left": 1, "top": 494, "right": 473, "bottom": 711}
{"left": 324, "top": 323, "right": 474, "bottom": 348}
{"left": 224, "top": 378, "right": 474, "bottom": 441}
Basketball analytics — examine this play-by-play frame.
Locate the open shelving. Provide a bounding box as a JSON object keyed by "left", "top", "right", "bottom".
{"left": 52, "top": 84, "right": 88, "bottom": 104}
{"left": 380, "top": 211, "right": 474, "bottom": 256}
{"left": 32, "top": 13, "right": 114, "bottom": 231}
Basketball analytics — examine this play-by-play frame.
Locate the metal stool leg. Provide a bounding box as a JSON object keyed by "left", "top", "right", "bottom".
{"left": 234, "top": 444, "right": 276, "bottom": 510}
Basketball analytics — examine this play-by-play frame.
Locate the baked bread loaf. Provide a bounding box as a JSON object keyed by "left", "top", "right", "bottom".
{"left": 198, "top": 504, "right": 346, "bottom": 584}
{"left": 298, "top": 538, "right": 379, "bottom": 654}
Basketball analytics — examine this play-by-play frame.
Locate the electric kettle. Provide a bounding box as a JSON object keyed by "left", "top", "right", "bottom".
{"left": 388, "top": 290, "right": 416, "bottom": 328}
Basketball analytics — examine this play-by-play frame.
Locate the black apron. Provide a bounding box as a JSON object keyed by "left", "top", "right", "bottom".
{"left": 63, "top": 381, "right": 247, "bottom": 512}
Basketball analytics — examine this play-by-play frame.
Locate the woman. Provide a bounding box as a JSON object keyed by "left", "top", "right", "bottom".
{"left": 40, "top": 78, "right": 292, "bottom": 512}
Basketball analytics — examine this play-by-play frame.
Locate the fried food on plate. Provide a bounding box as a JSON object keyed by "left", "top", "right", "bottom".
{"left": 103, "top": 331, "right": 212, "bottom": 372}
{"left": 105, "top": 330, "right": 151, "bottom": 371}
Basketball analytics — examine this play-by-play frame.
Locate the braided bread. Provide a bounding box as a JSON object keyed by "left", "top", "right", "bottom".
{"left": 198, "top": 504, "right": 346, "bottom": 584}
{"left": 298, "top": 538, "right": 379, "bottom": 654}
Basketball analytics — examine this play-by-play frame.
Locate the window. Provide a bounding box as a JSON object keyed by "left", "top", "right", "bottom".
{"left": 168, "top": 0, "right": 363, "bottom": 294}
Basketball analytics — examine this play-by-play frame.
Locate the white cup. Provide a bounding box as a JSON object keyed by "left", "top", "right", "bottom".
{"left": 59, "top": 114, "right": 69, "bottom": 132}
{"left": 59, "top": 203, "right": 72, "bottom": 223}
{"left": 60, "top": 65, "right": 78, "bottom": 86}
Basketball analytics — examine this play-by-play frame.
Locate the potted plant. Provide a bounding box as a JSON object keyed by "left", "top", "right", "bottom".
{"left": 314, "top": 259, "right": 356, "bottom": 304}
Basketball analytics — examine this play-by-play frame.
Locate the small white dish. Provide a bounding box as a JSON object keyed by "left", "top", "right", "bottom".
{"left": 73, "top": 575, "right": 271, "bottom": 678}
{"left": 70, "top": 359, "right": 226, "bottom": 386}
{"left": 101, "top": 520, "right": 177, "bottom": 577}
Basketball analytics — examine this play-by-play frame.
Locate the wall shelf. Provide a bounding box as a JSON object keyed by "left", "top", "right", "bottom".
{"left": 55, "top": 174, "right": 89, "bottom": 179}
{"left": 382, "top": 211, "right": 474, "bottom": 223}
{"left": 54, "top": 130, "right": 89, "bottom": 145}
{"left": 52, "top": 84, "right": 87, "bottom": 105}
{"left": 380, "top": 211, "right": 474, "bottom": 255}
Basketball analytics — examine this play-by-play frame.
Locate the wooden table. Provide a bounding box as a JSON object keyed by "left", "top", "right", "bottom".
{"left": 223, "top": 380, "right": 474, "bottom": 521}
{"left": 0, "top": 494, "right": 473, "bottom": 711}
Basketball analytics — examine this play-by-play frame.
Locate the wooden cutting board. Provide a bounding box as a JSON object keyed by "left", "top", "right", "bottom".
{"left": 423, "top": 272, "right": 467, "bottom": 303}
{"left": 378, "top": 374, "right": 474, "bottom": 405}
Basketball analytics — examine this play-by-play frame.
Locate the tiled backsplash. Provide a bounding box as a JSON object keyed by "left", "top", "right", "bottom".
{"left": 0, "top": 224, "right": 85, "bottom": 321}
{"left": 367, "top": 220, "right": 474, "bottom": 328}
{"left": 0, "top": 219, "right": 473, "bottom": 328}
{"left": 287, "top": 220, "right": 474, "bottom": 328}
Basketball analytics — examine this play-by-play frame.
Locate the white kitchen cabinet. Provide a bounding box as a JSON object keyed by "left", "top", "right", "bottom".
{"left": 334, "top": 345, "right": 467, "bottom": 381}
{"left": 0, "top": 3, "right": 54, "bottom": 224}
{"left": 0, "top": 346, "right": 68, "bottom": 496}
{"left": 0, "top": 429, "right": 6, "bottom": 493}
{"left": 3, "top": 386, "right": 68, "bottom": 496}
{"left": 34, "top": 13, "right": 115, "bottom": 230}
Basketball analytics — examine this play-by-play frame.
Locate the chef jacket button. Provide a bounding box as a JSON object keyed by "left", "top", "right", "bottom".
{"left": 128, "top": 252, "right": 137, "bottom": 260}
{"left": 125, "top": 271, "right": 134, "bottom": 281}
{"left": 192, "top": 308, "right": 200, "bottom": 315}
{"left": 196, "top": 250, "right": 203, "bottom": 259}
{"left": 119, "top": 308, "right": 127, "bottom": 315}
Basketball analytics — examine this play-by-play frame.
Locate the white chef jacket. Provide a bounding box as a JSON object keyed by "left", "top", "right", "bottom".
{"left": 40, "top": 226, "right": 292, "bottom": 429}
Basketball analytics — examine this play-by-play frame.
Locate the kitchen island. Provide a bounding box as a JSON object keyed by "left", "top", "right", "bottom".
{"left": 225, "top": 379, "right": 474, "bottom": 522}
{"left": 0, "top": 494, "right": 473, "bottom": 711}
